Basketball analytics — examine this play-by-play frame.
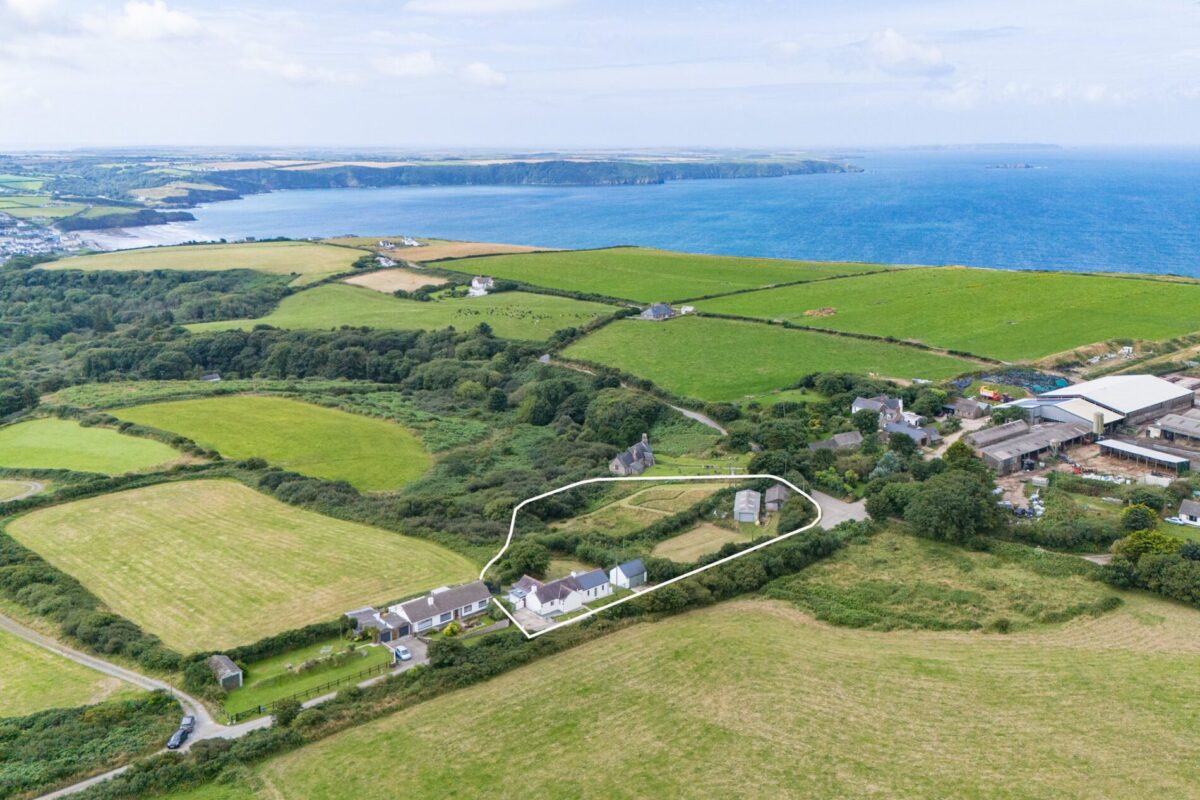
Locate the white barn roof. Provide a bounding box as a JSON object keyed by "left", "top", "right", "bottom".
{"left": 1098, "top": 439, "right": 1190, "bottom": 466}
{"left": 1053, "top": 398, "right": 1125, "bottom": 426}
{"left": 1041, "top": 375, "right": 1192, "bottom": 415}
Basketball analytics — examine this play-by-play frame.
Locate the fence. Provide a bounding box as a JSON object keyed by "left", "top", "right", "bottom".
{"left": 225, "top": 659, "right": 393, "bottom": 724}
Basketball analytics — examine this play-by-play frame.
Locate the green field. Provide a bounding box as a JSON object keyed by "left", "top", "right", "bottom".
{"left": 0, "top": 174, "right": 46, "bottom": 191}
{"left": 564, "top": 316, "right": 976, "bottom": 401}
{"left": 181, "top": 592, "right": 1200, "bottom": 799}
{"left": 698, "top": 267, "right": 1200, "bottom": 361}
{"left": 5, "top": 480, "right": 479, "bottom": 651}
{"left": 112, "top": 395, "right": 430, "bottom": 492}
{"left": 0, "top": 626, "right": 137, "bottom": 717}
{"left": 48, "top": 241, "right": 366, "bottom": 286}
{"left": 4, "top": 203, "right": 86, "bottom": 219}
{"left": 456, "top": 247, "right": 889, "bottom": 302}
{"left": 651, "top": 522, "right": 749, "bottom": 562}
{"left": 187, "top": 284, "right": 617, "bottom": 341}
{"left": 0, "top": 418, "right": 181, "bottom": 474}
{"left": 224, "top": 638, "right": 392, "bottom": 717}
{"left": 766, "top": 529, "right": 1118, "bottom": 632}
{"left": 0, "top": 479, "right": 38, "bottom": 502}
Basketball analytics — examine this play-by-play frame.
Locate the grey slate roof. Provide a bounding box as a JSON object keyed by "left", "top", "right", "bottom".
{"left": 395, "top": 580, "right": 490, "bottom": 623}
{"left": 884, "top": 421, "right": 927, "bottom": 442}
{"left": 615, "top": 558, "right": 645, "bottom": 577}
{"left": 1181, "top": 499, "right": 1200, "bottom": 518}
{"left": 614, "top": 439, "right": 653, "bottom": 468}
{"left": 640, "top": 303, "right": 674, "bottom": 320}
{"left": 208, "top": 654, "right": 241, "bottom": 679}
{"left": 534, "top": 575, "right": 581, "bottom": 604}
{"left": 966, "top": 420, "right": 1031, "bottom": 448}
{"left": 765, "top": 484, "right": 792, "bottom": 504}
{"left": 574, "top": 568, "right": 609, "bottom": 591}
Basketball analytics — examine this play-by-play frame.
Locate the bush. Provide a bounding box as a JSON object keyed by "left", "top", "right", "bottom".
{"left": 273, "top": 698, "right": 302, "bottom": 727}
{"left": 1112, "top": 528, "right": 1184, "bottom": 561}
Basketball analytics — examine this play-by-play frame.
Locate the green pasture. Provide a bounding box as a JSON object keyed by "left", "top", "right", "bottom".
{"left": 0, "top": 626, "right": 138, "bottom": 718}
{"left": 0, "top": 418, "right": 181, "bottom": 474}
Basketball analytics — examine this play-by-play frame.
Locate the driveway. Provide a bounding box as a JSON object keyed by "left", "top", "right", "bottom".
{"left": 810, "top": 490, "right": 868, "bottom": 530}
{"left": 513, "top": 608, "right": 555, "bottom": 632}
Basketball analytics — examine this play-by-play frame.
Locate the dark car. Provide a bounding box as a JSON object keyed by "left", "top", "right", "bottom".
{"left": 166, "top": 728, "right": 189, "bottom": 750}
{"left": 179, "top": 715, "right": 196, "bottom": 733}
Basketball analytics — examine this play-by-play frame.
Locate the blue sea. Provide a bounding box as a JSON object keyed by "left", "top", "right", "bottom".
{"left": 132, "top": 148, "right": 1200, "bottom": 276}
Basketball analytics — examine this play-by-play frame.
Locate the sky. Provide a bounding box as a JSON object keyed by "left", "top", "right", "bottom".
{"left": 1, "top": 0, "right": 1198, "bottom": 150}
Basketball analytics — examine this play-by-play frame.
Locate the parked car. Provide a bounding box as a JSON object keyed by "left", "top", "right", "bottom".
{"left": 394, "top": 645, "right": 412, "bottom": 662}
{"left": 1165, "top": 516, "right": 1185, "bottom": 526}
{"left": 166, "top": 728, "right": 189, "bottom": 750}
{"left": 179, "top": 715, "right": 196, "bottom": 732}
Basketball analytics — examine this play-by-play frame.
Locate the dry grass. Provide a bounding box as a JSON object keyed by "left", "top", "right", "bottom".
{"left": 342, "top": 268, "right": 448, "bottom": 294}
{"left": 628, "top": 483, "right": 729, "bottom": 513}
{"left": 218, "top": 597, "right": 1200, "bottom": 799}
{"left": 5, "top": 480, "right": 479, "bottom": 651}
{"left": 651, "top": 522, "right": 750, "bottom": 562}
{"left": 325, "top": 238, "right": 550, "bottom": 262}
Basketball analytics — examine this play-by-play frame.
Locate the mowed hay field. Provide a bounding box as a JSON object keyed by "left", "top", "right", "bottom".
{"left": 0, "top": 418, "right": 181, "bottom": 474}
{"left": 192, "top": 596, "right": 1200, "bottom": 800}
{"left": 324, "top": 238, "right": 550, "bottom": 262}
{"left": 112, "top": 395, "right": 430, "bottom": 492}
{"left": 0, "top": 626, "right": 136, "bottom": 717}
{"left": 5, "top": 480, "right": 479, "bottom": 651}
{"left": 343, "top": 268, "right": 448, "bottom": 294}
{"left": 459, "top": 247, "right": 890, "bottom": 302}
{"left": 651, "top": 523, "right": 749, "bottom": 562}
{"left": 47, "top": 241, "right": 365, "bottom": 286}
{"left": 699, "top": 267, "right": 1200, "bottom": 361}
{"left": 564, "top": 316, "right": 976, "bottom": 401}
{"left": 0, "top": 479, "right": 39, "bottom": 501}
{"left": 187, "top": 284, "right": 617, "bottom": 341}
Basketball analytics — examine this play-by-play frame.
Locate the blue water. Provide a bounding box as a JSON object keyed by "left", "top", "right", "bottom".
{"left": 165, "top": 149, "right": 1200, "bottom": 276}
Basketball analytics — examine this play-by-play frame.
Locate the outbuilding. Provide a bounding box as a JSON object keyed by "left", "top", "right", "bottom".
{"left": 609, "top": 559, "right": 646, "bottom": 589}
{"left": 733, "top": 490, "right": 762, "bottom": 523}
{"left": 207, "top": 654, "right": 243, "bottom": 691}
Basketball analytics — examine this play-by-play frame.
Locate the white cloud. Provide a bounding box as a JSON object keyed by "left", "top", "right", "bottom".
{"left": 375, "top": 51, "right": 443, "bottom": 78}
{"left": 242, "top": 57, "right": 352, "bottom": 85}
{"left": 4, "top": 0, "right": 56, "bottom": 23}
{"left": 405, "top": 0, "right": 567, "bottom": 15}
{"left": 84, "top": 1, "right": 201, "bottom": 41}
{"left": 861, "top": 28, "right": 954, "bottom": 78}
{"left": 459, "top": 60, "right": 506, "bottom": 87}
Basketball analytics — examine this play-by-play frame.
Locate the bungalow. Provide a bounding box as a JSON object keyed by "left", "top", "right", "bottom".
{"left": 808, "top": 431, "right": 864, "bottom": 452}
{"left": 1180, "top": 499, "right": 1200, "bottom": 527}
{"left": 610, "top": 434, "right": 654, "bottom": 476}
{"left": 884, "top": 421, "right": 942, "bottom": 447}
{"left": 764, "top": 484, "right": 792, "bottom": 513}
{"left": 468, "top": 276, "right": 495, "bottom": 297}
{"left": 516, "top": 569, "right": 613, "bottom": 618}
{"left": 639, "top": 303, "right": 676, "bottom": 321}
{"left": 734, "top": 489, "right": 762, "bottom": 524}
{"left": 207, "top": 654, "right": 243, "bottom": 691}
{"left": 609, "top": 558, "right": 646, "bottom": 589}
{"left": 506, "top": 574, "right": 543, "bottom": 609}
{"left": 343, "top": 606, "right": 406, "bottom": 642}
{"left": 387, "top": 581, "right": 492, "bottom": 634}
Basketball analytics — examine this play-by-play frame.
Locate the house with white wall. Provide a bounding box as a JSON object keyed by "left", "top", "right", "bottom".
{"left": 388, "top": 581, "right": 492, "bottom": 634}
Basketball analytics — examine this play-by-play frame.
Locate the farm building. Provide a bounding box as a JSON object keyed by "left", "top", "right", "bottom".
{"left": 343, "top": 606, "right": 406, "bottom": 642}
{"left": 1179, "top": 499, "right": 1200, "bottom": 526}
{"left": 966, "top": 420, "right": 1030, "bottom": 449}
{"left": 884, "top": 421, "right": 941, "bottom": 447}
{"left": 1038, "top": 375, "right": 1193, "bottom": 425}
{"left": 609, "top": 558, "right": 646, "bottom": 589}
{"left": 610, "top": 434, "right": 655, "bottom": 476}
{"left": 977, "top": 421, "right": 1091, "bottom": 474}
{"left": 944, "top": 397, "right": 987, "bottom": 419}
{"left": 733, "top": 490, "right": 762, "bottom": 523}
{"left": 808, "top": 431, "right": 864, "bottom": 452}
{"left": 1097, "top": 440, "right": 1191, "bottom": 474}
{"left": 764, "top": 484, "right": 792, "bottom": 513}
{"left": 468, "top": 276, "right": 495, "bottom": 297}
{"left": 207, "top": 654, "right": 243, "bottom": 691}
{"left": 640, "top": 303, "right": 676, "bottom": 321}
{"left": 1149, "top": 409, "right": 1200, "bottom": 443}
{"left": 387, "top": 581, "right": 492, "bottom": 634}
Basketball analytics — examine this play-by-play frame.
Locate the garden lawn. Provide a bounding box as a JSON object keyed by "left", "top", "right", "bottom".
{"left": 456, "top": 247, "right": 889, "bottom": 302}
{"left": 189, "top": 593, "right": 1200, "bottom": 799}
{"left": 47, "top": 241, "right": 365, "bottom": 286}
{"left": 224, "top": 639, "right": 392, "bottom": 717}
{"left": 186, "top": 284, "right": 617, "bottom": 341}
{"left": 650, "top": 523, "right": 750, "bottom": 562}
{"left": 5, "top": 480, "right": 479, "bottom": 651}
{"left": 0, "top": 418, "right": 180, "bottom": 474}
{"left": 0, "top": 626, "right": 137, "bottom": 717}
{"left": 698, "top": 267, "right": 1200, "bottom": 361}
{"left": 564, "top": 316, "right": 976, "bottom": 401}
{"left": 112, "top": 395, "right": 430, "bottom": 492}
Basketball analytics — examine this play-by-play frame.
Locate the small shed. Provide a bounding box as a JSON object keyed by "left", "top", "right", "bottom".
{"left": 733, "top": 490, "right": 762, "bottom": 523}
{"left": 1180, "top": 499, "right": 1200, "bottom": 526}
{"left": 207, "top": 654, "right": 243, "bottom": 691}
{"left": 610, "top": 558, "right": 647, "bottom": 589}
{"left": 764, "top": 484, "right": 792, "bottom": 513}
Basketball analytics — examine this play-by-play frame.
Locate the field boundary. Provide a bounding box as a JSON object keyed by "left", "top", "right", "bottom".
{"left": 481, "top": 474, "right": 821, "bottom": 639}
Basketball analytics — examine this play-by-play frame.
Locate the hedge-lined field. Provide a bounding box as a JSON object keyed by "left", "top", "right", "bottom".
{"left": 112, "top": 395, "right": 430, "bottom": 492}
{"left": 180, "top": 595, "right": 1200, "bottom": 799}
{"left": 457, "top": 247, "right": 889, "bottom": 302}
{"left": 187, "top": 284, "right": 617, "bottom": 341}
{"left": 563, "top": 316, "right": 976, "bottom": 401}
{"left": 0, "top": 418, "right": 180, "bottom": 474}
{"left": 0, "top": 626, "right": 136, "bottom": 717}
{"left": 48, "top": 241, "right": 364, "bottom": 286}
{"left": 699, "top": 267, "right": 1200, "bottom": 361}
{"left": 5, "top": 480, "right": 479, "bottom": 651}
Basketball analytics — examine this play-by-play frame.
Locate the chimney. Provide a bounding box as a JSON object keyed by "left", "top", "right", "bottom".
{"left": 641, "top": 432, "right": 648, "bottom": 444}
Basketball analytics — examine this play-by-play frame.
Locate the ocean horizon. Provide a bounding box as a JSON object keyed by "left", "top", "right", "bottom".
{"left": 86, "top": 148, "right": 1200, "bottom": 277}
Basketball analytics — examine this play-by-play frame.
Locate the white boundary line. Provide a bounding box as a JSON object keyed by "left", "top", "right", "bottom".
{"left": 479, "top": 474, "right": 821, "bottom": 639}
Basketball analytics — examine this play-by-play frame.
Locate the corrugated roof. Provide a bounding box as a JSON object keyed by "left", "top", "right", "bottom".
{"left": 979, "top": 422, "right": 1090, "bottom": 462}
{"left": 1157, "top": 413, "right": 1200, "bottom": 438}
{"left": 1098, "top": 439, "right": 1191, "bottom": 465}
{"left": 734, "top": 489, "right": 761, "bottom": 515}
{"left": 1041, "top": 375, "right": 1192, "bottom": 415}
{"left": 1054, "top": 398, "right": 1125, "bottom": 426}
{"left": 967, "top": 420, "right": 1030, "bottom": 448}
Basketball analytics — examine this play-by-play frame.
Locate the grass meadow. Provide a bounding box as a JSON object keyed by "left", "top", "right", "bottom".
{"left": 0, "top": 418, "right": 181, "bottom": 474}
{"left": 178, "top": 592, "right": 1200, "bottom": 799}
{"left": 48, "top": 241, "right": 365, "bottom": 286}
{"left": 456, "top": 247, "right": 890, "bottom": 302}
{"left": 563, "top": 316, "right": 976, "bottom": 401}
{"left": 187, "top": 284, "right": 617, "bottom": 341}
{"left": 5, "top": 480, "right": 479, "bottom": 651}
{"left": 650, "top": 522, "right": 750, "bottom": 562}
{"left": 342, "top": 268, "right": 448, "bottom": 293}
{"left": 112, "top": 395, "right": 430, "bottom": 492}
{"left": 0, "top": 479, "right": 39, "bottom": 501}
{"left": 0, "top": 626, "right": 137, "bottom": 717}
{"left": 698, "top": 267, "right": 1200, "bottom": 361}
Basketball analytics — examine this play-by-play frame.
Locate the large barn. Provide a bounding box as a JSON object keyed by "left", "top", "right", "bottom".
{"left": 1037, "top": 375, "right": 1194, "bottom": 425}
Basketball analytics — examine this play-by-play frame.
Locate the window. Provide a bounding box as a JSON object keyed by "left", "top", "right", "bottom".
{"left": 439, "top": 612, "right": 452, "bottom": 623}
{"left": 477, "top": 600, "right": 489, "bottom": 610}
{"left": 416, "top": 619, "right": 432, "bottom": 631}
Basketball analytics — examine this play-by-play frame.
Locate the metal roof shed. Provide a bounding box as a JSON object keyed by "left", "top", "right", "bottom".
{"left": 1098, "top": 439, "right": 1191, "bottom": 473}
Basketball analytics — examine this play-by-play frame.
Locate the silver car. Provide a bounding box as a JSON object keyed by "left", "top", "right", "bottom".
{"left": 394, "top": 645, "right": 412, "bottom": 661}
